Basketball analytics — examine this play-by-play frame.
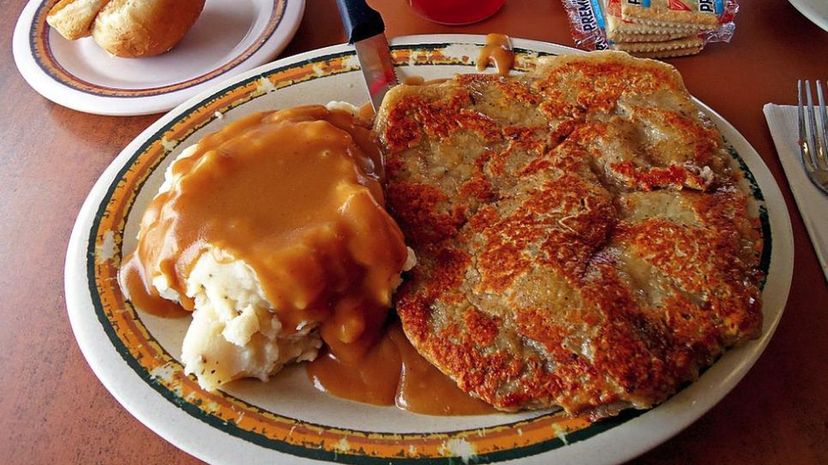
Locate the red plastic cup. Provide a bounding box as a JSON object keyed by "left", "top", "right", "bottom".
{"left": 408, "top": 0, "right": 506, "bottom": 25}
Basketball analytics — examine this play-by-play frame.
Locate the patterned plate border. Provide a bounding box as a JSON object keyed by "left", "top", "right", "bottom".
{"left": 83, "top": 44, "right": 772, "bottom": 463}
{"left": 29, "top": 0, "right": 286, "bottom": 98}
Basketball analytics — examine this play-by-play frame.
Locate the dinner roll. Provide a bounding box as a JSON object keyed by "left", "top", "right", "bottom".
{"left": 46, "top": 0, "right": 110, "bottom": 40}
{"left": 91, "top": 0, "right": 206, "bottom": 57}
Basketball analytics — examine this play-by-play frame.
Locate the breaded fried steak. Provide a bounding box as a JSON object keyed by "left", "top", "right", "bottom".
{"left": 375, "top": 51, "right": 763, "bottom": 416}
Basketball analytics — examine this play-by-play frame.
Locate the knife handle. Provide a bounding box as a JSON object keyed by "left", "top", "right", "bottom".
{"left": 335, "top": 0, "right": 385, "bottom": 44}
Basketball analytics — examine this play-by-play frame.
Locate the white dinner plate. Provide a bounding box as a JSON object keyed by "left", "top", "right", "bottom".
{"left": 788, "top": 0, "right": 828, "bottom": 32}
{"left": 64, "top": 35, "right": 794, "bottom": 465}
{"left": 12, "top": 0, "right": 304, "bottom": 115}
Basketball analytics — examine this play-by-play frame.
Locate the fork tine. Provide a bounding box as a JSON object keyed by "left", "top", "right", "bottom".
{"left": 798, "top": 80, "right": 816, "bottom": 172}
{"left": 806, "top": 81, "right": 820, "bottom": 168}
{"left": 816, "top": 80, "right": 828, "bottom": 169}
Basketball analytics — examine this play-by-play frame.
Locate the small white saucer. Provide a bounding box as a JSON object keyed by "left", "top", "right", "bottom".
{"left": 12, "top": 0, "right": 305, "bottom": 116}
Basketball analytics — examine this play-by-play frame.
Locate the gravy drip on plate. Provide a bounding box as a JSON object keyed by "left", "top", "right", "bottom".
{"left": 119, "top": 105, "right": 408, "bottom": 364}
{"left": 120, "top": 257, "right": 189, "bottom": 318}
{"left": 307, "top": 321, "right": 496, "bottom": 415}
{"left": 476, "top": 33, "right": 514, "bottom": 76}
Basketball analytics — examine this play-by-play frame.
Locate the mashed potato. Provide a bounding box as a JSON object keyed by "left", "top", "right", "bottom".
{"left": 121, "top": 103, "right": 414, "bottom": 391}
{"left": 179, "top": 247, "right": 322, "bottom": 390}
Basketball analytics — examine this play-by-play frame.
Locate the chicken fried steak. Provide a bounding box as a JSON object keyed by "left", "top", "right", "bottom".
{"left": 375, "top": 51, "right": 763, "bottom": 416}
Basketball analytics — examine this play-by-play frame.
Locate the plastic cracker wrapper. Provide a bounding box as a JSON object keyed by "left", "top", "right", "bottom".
{"left": 561, "top": 0, "right": 739, "bottom": 58}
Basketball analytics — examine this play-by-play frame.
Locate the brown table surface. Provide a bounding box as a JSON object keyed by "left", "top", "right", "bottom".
{"left": 1, "top": 0, "right": 827, "bottom": 463}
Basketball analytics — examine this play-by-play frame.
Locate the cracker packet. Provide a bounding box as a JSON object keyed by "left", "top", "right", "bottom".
{"left": 561, "top": 0, "right": 738, "bottom": 56}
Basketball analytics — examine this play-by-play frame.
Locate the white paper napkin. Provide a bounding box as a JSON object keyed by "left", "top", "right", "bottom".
{"left": 763, "top": 104, "right": 828, "bottom": 281}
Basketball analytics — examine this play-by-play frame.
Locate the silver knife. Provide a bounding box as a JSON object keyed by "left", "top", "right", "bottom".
{"left": 335, "top": 0, "right": 398, "bottom": 111}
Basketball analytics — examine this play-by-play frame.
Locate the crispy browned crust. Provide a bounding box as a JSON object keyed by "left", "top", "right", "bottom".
{"left": 375, "top": 51, "right": 763, "bottom": 416}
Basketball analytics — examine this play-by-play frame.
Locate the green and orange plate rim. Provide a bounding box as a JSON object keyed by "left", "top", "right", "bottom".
{"left": 83, "top": 44, "right": 772, "bottom": 463}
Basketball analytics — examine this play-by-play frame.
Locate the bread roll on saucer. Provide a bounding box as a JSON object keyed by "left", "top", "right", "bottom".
{"left": 47, "top": 0, "right": 206, "bottom": 58}
{"left": 46, "top": 0, "right": 110, "bottom": 40}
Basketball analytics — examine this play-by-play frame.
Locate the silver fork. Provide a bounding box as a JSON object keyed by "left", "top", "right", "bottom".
{"left": 797, "top": 80, "right": 828, "bottom": 195}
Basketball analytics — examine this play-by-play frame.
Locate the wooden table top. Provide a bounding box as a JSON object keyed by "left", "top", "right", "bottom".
{"left": 1, "top": 0, "right": 826, "bottom": 464}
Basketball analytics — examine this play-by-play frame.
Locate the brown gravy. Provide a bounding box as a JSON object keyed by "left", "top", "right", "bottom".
{"left": 120, "top": 105, "right": 408, "bottom": 364}
{"left": 476, "top": 33, "right": 514, "bottom": 76}
{"left": 120, "top": 104, "right": 498, "bottom": 416}
{"left": 307, "top": 322, "right": 496, "bottom": 415}
{"left": 120, "top": 257, "right": 189, "bottom": 318}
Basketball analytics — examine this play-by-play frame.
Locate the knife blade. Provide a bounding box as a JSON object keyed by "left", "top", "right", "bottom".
{"left": 335, "top": 0, "right": 398, "bottom": 111}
